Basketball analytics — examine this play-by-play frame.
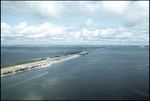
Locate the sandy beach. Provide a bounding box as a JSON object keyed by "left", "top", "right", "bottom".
{"left": 1, "top": 50, "right": 93, "bottom": 77}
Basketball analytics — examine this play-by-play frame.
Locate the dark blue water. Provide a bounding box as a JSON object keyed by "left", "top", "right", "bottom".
{"left": 1, "top": 45, "right": 149, "bottom": 100}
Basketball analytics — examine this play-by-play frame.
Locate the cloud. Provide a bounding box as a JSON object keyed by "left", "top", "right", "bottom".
{"left": 102, "top": 1, "right": 129, "bottom": 15}
{"left": 121, "top": 1, "right": 149, "bottom": 27}
{"left": 1, "top": 21, "right": 149, "bottom": 45}
{"left": 85, "top": 19, "right": 93, "bottom": 27}
{"left": 1, "top": 1, "right": 149, "bottom": 45}
{"left": 2, "top": 1, "right": 148, "bottom": 22}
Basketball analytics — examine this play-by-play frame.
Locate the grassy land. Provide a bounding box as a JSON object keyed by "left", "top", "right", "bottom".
{"left": 15, "top": 68, "right": 28, "bottom": 72}
{"left": 1, "top": 58, "right": 47, "bottom": 68}
{"left": 2, "top": 71, "right": 13, "bottom": 75}
{"left": 1, "top": 52, "right": 82, "bottom": 69}
{"left": 50, "top": 56, "right": 60, "bottom": 58}
{"left": 65, "top": 52, "right": 81, "bottom": 55}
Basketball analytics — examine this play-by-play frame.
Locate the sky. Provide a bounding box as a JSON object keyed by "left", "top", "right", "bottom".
{"left": 1, "top": 1, "right": 149, "bottom": 45}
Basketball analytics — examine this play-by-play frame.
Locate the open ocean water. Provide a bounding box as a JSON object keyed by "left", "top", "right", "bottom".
{"left": 1, "top": 45, "right": 149, "bottom": 100}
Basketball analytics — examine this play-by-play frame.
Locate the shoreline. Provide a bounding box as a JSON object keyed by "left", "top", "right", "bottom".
{"left": 1, "top": 49, "right": 101, "bottom": 77}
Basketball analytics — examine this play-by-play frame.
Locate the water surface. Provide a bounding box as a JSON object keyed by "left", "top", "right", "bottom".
{"left": 1, "top": 46, "right": 149, "bottom": 100}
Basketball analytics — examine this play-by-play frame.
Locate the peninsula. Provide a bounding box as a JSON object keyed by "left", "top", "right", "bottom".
{"left": 1, "top": 49, "right": 101, "bottom": 77}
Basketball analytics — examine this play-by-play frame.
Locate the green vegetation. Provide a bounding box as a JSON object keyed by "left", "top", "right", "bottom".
{"left": 2, "top": 68, "right": 29, "bottom": 75}
{"left": 2, "top": 71, "right": 13, "bottom": 75}
{"left": 1, "top": 58, "right": 47, "bottom": 68}
{"left": 1, "top": 52, "right": 84, "bottom": 69}
{"left": 15, "top": 68, "right": 28, "bottom": 72}
{"left": 65, "top": 52, "right": 81, "bottom": 55}
{"left": 30, "top": 66, "right": 37, "bottom": 69}
{"left": 50, "top": 56, "right": 60, "bottom": 58}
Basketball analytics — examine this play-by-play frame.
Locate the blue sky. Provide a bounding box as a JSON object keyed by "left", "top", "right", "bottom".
{"left": 1, "top": 1, "right": 149, "bottom": 45}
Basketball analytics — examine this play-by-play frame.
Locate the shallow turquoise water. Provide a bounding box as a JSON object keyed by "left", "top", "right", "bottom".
{"left": 1, "top": 46, "right": 149, "bottom": 100}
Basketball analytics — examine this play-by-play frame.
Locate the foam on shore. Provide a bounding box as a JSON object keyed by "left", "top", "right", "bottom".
{"left": 37, "top": 55, "right": 80, "bottom": 68}
{"left": 1, "top": 48, "right": 104, "bottom": 77}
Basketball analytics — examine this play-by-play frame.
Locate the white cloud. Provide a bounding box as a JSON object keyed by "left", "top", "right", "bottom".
{"left": 102, "top": 1, "right": 129, "bottom": 15}
{"left": 85, "top": 19, "right": 93, "bottom": 27}
{"left": 2, "top": 1, "right": 149, "bottom": 26}
{"left": 27, "top": 1, "right": 67, "bottom": 19}
{"left": 1, "top": 1, "right": 149, "bottom": 45}
{"left": 121, "top": 1, "right": 149, "bottom": 27}
{"left": 1, "top": 23, "right": 12, "bottom": 29}
{"left": 1, "top": 21, "right": 149, "bottom": 45}
{"left": 1, "top": 22, "right": 149, "bottom": 43}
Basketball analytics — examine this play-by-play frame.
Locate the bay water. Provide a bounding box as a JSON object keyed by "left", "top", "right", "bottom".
{"left": 1, "top": 45, "right": 149, "bottom": 100}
